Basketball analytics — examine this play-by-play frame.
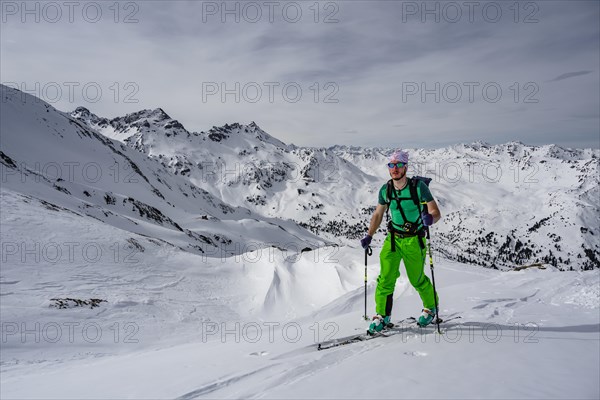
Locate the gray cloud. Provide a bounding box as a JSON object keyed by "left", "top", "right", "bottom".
{"left": 549, "top": 71, "right": 594, "bottom": 82}
{"left": 1, "top": 0, "right": 598, "bottom": 149}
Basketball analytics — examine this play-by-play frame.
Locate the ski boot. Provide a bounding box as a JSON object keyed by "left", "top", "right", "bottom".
{"left": 417, "top": 308, "right": 436, "bottom": 327}
{"left": 367, "top": 315, "right": 392, "bottom": 335}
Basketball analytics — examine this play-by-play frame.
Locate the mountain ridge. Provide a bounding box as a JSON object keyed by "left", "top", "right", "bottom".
{"left": 1, "top": 84, "right": 326, "bottom": 260}
{"left": 2, "top": 85, "right": 598, "bottom": 270}
{"left": 67, "top": 99, "right": 600, "bottom": 271}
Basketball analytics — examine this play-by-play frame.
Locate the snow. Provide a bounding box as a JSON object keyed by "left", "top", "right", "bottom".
{"left": 1, "top": 217, "right": 598, "bottom": 399}
{"left": 1, "top": 85, "right": 599, "bottom": 398}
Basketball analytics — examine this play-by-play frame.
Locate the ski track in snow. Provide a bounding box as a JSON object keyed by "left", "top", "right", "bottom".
{"left": 179, "top": 337, "right": 395, "bottom": 399}
{"left": 176, "top": 365, "right": 281, "bottom": 400}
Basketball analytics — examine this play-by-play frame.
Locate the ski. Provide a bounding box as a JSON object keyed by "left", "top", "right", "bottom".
{"left": 316, "top": 318, "right": 414, "bottom": 351}
{"left": 414, "top": 314, "right": 462, "bottom": 327}
{"left": 316, "top": 315, "right": 462, "bottom": 351}
{"left": 437, "top": 315, "right": 462, "bottom": 324}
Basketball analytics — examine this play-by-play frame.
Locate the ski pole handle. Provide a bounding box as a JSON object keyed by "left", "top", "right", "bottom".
{"left": 364, "top": 245, "right": 372, "bottom": 264}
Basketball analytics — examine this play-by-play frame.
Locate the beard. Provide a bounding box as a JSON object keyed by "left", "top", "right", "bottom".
{"left": 391, "top": 169, "right": 406, "bottom": 181}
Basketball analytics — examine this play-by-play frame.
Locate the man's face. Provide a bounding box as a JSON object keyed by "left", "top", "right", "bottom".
{"left": 388, "top": 162, "right": 407, "bottom": 180}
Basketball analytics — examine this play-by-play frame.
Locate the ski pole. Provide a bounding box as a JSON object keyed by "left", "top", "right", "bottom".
{"left": 364, "top": 246, "right": 372, "bottom": 320}
{"left": 425, "top": 227, "right": 441, "bottom": 334}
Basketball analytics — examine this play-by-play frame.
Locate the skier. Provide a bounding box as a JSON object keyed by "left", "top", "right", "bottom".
{"left": 360, "top": 149, "right": 442, "bottom": 334}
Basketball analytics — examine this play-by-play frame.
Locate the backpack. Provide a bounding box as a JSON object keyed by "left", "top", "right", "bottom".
{"left": 383, "top": 176, "right": 432, "bottom": 251}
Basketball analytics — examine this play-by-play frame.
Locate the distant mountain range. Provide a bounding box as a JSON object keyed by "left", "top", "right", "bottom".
{"left": 2, "top": 84, "right": 598, "bottom": 270}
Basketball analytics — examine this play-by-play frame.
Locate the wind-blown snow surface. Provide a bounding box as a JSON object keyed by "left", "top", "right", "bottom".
{"left": 1, "top": 220, "right": 599, "bottom": 399}
{"left": 1, "top": 85, "right": 599, "bottom": 399}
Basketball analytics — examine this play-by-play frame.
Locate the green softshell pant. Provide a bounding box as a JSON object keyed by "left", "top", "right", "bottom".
{"left": 375, "top": 233, "right": 439, "bottom": 316}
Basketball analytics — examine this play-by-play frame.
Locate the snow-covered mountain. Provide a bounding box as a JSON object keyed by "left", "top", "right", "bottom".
{"left": 2, "top": 85, "right": 599, "bottom": 400}
{"left": 333, "top": 143, "right": 600, "bottom": 270}
{"left": 71, "top": 105, "right": 600, "bottom": 271}
{"left": 71, "top": 106, "right": 375, "bottom": 244}
{"left": 1, "top": 85, "right": 327, "bottom": 258}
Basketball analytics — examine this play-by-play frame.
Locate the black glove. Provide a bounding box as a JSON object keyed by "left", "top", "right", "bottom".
{"left": 360, "top": 235, "right": 372, "bottom": 250}
{"left": 421, "top": 212, "right": 434, "bottom": 226}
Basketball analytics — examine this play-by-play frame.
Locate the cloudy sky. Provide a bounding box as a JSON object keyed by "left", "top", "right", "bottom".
{"left": 1, "top": 1, "right": 598, "bottom": 148}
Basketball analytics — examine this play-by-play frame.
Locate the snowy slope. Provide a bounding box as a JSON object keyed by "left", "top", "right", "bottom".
{"left": 1, "top": 85, "right": 327, "bottom": 258}
{"left": 1, "top": 241, "right": 598, "bottom": 399}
